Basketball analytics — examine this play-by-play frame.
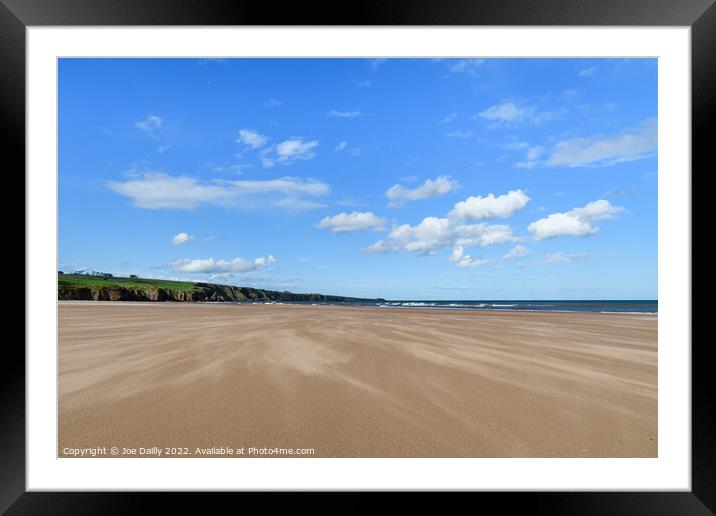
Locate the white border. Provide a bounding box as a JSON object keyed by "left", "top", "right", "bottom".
{"left": 27, "top": 27, "right": 691, "bottom": 491}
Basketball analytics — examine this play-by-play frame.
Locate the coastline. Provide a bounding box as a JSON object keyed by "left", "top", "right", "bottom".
{"left": 57, "top": 299, "right": 658, "bottom": 316}
{"left": 59, "top": 302, "right": 657, "bottom": 458}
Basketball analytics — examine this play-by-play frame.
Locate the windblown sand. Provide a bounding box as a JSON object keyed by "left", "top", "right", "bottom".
{"left": 58, "top": 302, "right": 657, "bottom": 457}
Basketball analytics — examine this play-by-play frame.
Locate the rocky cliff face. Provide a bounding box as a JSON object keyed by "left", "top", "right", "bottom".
{"left": 58, "top": 283, "right": 382, "bottom": 303}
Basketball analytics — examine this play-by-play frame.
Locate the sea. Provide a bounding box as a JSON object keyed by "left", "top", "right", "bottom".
{"left": 255, "top": 299, "right": 658, "bottom": 315}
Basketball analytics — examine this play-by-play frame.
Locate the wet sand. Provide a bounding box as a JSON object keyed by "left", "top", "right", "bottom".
{"left": 58, "top": 302, "right": 657, "bottom": 457}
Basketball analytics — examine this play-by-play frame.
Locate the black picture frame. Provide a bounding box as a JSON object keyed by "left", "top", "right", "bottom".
{"left": 3, "top": 0, "right": 710, "bottom": 513}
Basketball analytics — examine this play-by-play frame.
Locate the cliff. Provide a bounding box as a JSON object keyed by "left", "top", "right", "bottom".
{"left": 58, "top": 275, "right": 383, "bottom": 303}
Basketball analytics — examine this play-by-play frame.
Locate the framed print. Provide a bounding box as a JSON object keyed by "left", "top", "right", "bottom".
{"left": 4, "top": 0, "right": 711, "bottom": 512}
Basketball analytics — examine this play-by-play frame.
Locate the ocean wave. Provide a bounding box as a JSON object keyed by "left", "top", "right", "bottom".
{"left": 599, "top": 311, "right": 658, "bottom": 315}
{"left": 374, "top": 303, "right": 656, "bottom": 315}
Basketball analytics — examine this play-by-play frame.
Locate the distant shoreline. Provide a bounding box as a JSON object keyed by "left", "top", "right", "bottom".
{"left": 58, "top": 274, "right": 655, "bottom": 314}
{"left": 57, "top": 299, "right": 657, "bottom": 316}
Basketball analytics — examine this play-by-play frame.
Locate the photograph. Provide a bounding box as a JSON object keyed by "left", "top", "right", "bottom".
{"left": 57, "top": 57, "right": 658, "bottom": 459}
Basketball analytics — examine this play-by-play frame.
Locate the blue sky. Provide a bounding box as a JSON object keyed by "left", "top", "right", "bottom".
{"left": 58, "top": 58, "right": 657, "bottom": 300}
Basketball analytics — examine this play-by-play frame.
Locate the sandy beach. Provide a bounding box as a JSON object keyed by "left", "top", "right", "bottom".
{"left": 58, "top": 302, "right": 657, "bottom": 458}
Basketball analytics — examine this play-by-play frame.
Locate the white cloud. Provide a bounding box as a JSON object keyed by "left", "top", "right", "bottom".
{"left": 157, "top": 144, "right": 171, "bottom": 154}
{"left": 515, "top": 146, "right": 547, "bottom": 169}
{"left": 108, "top": 173, "right": 234, "bottom": 210}
{"left": 530, "top": 110, "right": 564, "bottom": 125}
{"left": 235, "top": 130, "right": 319, "bottom": 168}
{"left": 369, "top": 186, "right": 529, "bottom": 265}
{"left": 366, "top": 216, "right": 516, "bottom": 257}
{"left": 273, "top": 198, "right": 328, "bottom": 211}
{"left": 276, "top": 138, "right": 319, "bottom": 160}
{"left": 579, "top": 67, "right": 596, "bottom": 77}
{"left": 335, "top": 141, "right": 348, "bottom": 152}
{"left": 135, "top": 114, "right": 162, "bottom": 136}
{"left": 528, "top": 199, "right": 623, "bottom": 240}
{"left": 316, "top": 211, "right": 387, "bottom": 233}
{"left": 478, "top": 102, "right": 564, "bottom": 126}
{"left": 171, "top": 232, "right": 194, "bottom": 245}
{"left": 207, "top": 272, "right": 234, "bottom": 283}
{"left": 457, "top": 256, "right": 490, "bottom": 268}
{"left": 526, "top": 146, "right": 546, "bottom": 161}
{"left": 501, "top": 141, "right": 530, "bottom": 150}
{"left": 196, "top": 58, "right": 229, "bottom": 66}
{"left": 326, "top": 110, "right": 362, "bottom": 118}
{"left": 386, "top": 176, "right": 458, "bottom": 208}
{"left": 445, "top": 130, "right": 473, "bottom": 139}
{"left": 171, "top": 255, "right": 276, "bottom": 274}
{"left": 449, "top": 245, "right": 464, "bottom": 262}
{"left": 529, "top": 213, "right": 595, "bottom": 239}
{"left": 261, "top": 137, "right": 319, "bottom": 167}
{"left": 449, "top": 245, "right": 490, "bottom": 268}
{"left": 561, "top": 89, "right": 581, "bottom": 102}
{"left": 237, "top": 129, "right": 268, "bottom": 149}
{"left": 229, "top": 177, "right": 329, "bottom": 196}
{"left": 544, "top": 252, "right": 590, "bottom": 263}
{"left": 372, "top": 185, "right": 529, "bottom": 267}
{"left": 206, "top": 162, "right": 251, "bottom": 174}
{"left": 502, "top": 244, "right": 530, "bottom": 260}
{"left": 545, "top": 119, "right": 656, "bottom": 167}
{"left": 264, "top": 98, "right": 283, "bottom": 108}
{"left": 356, "top": 79, "right": 372, "bottom": 87}
{"left": 135, "top": 114, "right": 161, "bottom": 131}
{"left": 449, "top": 190, "right": 530, "bottom": 220}
{"left": 108, "top": 172, "right": 329, "bottom": 210}
{"left": 369, "top": 58, "right": 387, "bottom": 70}
{"left": 479, "top": 102, "right": 533, "bottom": 123}
{"left": 446, "top": 59, "right": 485, "bottom": 75}
{"left": 605, "top": 187, "right": 638, "bottom": 197}
{"left": 440, "top": 112, "right": 458, "bottom": 123}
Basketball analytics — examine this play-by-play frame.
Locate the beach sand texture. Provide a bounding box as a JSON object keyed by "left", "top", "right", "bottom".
{"left": 59, "top": 302, "right": 657, "bottom": 457}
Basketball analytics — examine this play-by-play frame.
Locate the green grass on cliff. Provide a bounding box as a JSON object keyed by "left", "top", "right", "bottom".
{"left": 58, "top": 274, "right": 197, "bottom": 292}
